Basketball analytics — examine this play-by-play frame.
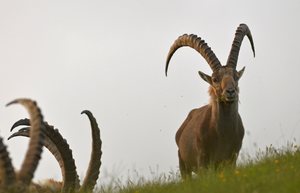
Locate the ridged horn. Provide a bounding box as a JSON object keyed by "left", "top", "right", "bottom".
{"left": 9, "top": 119, "right": 79, "bottom": 193}
{"left": 80, "top": 110, "right": 102, "bottom": 192}
{"left": 10, "top": 118, "right": 29, "bottom": 132}
{"left": 6, "top": 98, "right": 44, "bottom": 186}
{"left": 226, "top": 23, "right": 255, "bottom": 69}
{"left": 8, "top": 127, "right": 30, "bottom": 141}
{"left": 0, "top": 138, "right": 16, "bottom": 187}
{"left": 165, "top": 34, "right": 222, "bottom": 76}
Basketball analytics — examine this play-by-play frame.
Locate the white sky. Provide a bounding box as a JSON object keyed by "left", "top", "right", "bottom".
{"left": 0, "top": 0, "right": 299, "bottom": 187}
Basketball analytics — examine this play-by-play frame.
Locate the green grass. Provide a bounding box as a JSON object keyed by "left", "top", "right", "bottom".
{"left": 99, "top": 143, "right": 300, "bottom": 193}
{"left": 3, "top": 144, "right": 300, "bottom": 193}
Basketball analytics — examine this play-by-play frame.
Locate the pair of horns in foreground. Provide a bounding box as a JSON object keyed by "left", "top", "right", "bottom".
{"left": 0, "top": 98, "right": 102, "bottom": 193}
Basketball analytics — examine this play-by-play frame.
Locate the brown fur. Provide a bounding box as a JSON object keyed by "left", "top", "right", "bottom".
{"left": 166, "top": 24, "right": 255, "bottom": 179}
{"left": 24, "top": 180, "right": 63, "bottom": 193}
{"left": 176, "top": 67, "right": 245, "bottom": 179}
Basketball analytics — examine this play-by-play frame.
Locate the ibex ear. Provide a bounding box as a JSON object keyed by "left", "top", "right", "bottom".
{"left": 198, "top": 71, "right": 212, "bottom": 85}
{"left": 237, "top": 66, "right": 246, "bottom": 80}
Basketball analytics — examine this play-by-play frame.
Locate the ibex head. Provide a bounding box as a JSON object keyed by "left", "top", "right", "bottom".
{"left": 200, "top": 66, "right": 245, "bottom": 103}
{"left": 165, "top": 24, "right": 255, "bottom": 103}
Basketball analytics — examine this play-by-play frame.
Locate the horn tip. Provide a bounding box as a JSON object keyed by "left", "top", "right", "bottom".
{"left": 81, "top": 110, "right": 92, "bottom": 115}
{"left": 10, "top": 126, "right": 15, "bottom": 132}
{"left": 6, "top": 99, "right": 19, "bottom": 107}
{"left": 6, "top": 98, "right": 34, "bottom": 107}
{"left": 165, "top": 59, "right": 170, "bottom": 77}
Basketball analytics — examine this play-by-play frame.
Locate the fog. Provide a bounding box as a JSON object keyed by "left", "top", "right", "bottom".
{"left": 0, "top": 0, "right": 299, "bottom": 186}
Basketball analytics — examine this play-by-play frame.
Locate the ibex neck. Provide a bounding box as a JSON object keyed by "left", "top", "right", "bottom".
{"left": 211, "top": 100, "right": 239, "bottom": 136}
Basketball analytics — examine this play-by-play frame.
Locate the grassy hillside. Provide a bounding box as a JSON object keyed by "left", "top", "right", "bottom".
{"left": 100, "top": 144, "right": 299, "bottom": 193}
{"left": 2, "top": 144, "right": 299, "bottom": 193}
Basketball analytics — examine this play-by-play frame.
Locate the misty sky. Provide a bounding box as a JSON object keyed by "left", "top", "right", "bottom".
{"left": 0, "top": 0, "right": 299, "bottom": 187}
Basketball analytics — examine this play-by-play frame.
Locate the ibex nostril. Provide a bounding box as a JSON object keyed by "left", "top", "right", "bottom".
{"left": 226, "top": 89, "right": 235, "bottom": 96}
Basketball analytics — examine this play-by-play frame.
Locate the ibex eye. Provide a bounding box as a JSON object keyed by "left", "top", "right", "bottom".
{"left": 212, "top": 77, "right": 218, "bottom": 83}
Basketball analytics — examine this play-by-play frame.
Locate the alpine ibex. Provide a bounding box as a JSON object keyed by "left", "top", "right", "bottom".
{"left": 9, "top": 110, "right": 102, "bottom": 193}
{"left": 0, "top": 98, "right": 45, "bottom": 192}
{"left": 165, "top": 24, "right": 255, "bottom": 178}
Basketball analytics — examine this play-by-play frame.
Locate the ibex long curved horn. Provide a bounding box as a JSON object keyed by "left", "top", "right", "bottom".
{"left": 9, "top": 119, "right": 79, "bottom": 193}
{"left": 80, "top": 110, "right": 102, "bottom": 192}
{"left": 9, "top": 110, "right": 102, "bottom": 192}
{"left": 10, "top": 118, "right": 30, "bottom": 132}
{"left": 6, "top": 98, "right": 44, "bottom": 186}
{"left": 226, "top": 23, "right": 255, "bottom": 69}
{"left": 165, "top": 34, "right": 222, "bottom": 76}
{"left": 0, "top": 138, "right": 16, "bottom": 187}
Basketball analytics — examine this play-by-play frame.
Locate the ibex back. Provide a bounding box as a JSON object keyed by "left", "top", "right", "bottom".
{"left": 165, "top": 24, "right": 255, "bottom": 179}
